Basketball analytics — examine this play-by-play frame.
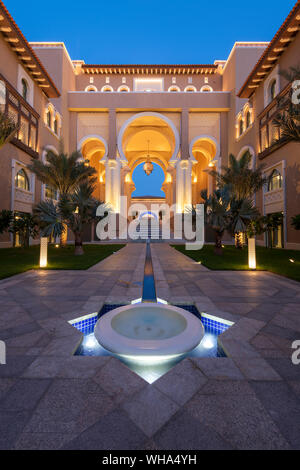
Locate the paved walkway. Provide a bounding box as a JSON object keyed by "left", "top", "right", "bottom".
{"left": 0, "top": 243, "right": 300, "bottom": 449}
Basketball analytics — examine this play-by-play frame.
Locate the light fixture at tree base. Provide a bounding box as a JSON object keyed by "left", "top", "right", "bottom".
{"left": 143, "top": 139, "right": 154, "bottom": 176}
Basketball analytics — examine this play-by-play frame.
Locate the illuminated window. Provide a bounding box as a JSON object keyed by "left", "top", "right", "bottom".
{"left": 45, "top": 185, "right": 58, "bottom": 200}
{"left": 239, "top": 119, "right": 244, "bottom": 136}
{"left": 21, "top": 78, "right": 28, "bottom": 101}
{"left": 85, "top": 85, "right": 98, "bottom": 92}
{"left": 184, "top": 86, "right": 197, "bottom": 92}
{"left": 46, "top": 109, "right": 51, "bottom": 128}
{"left": 168, "top": 86, "right": 180, "bottom": 92}
{"left": 101, "top": 85, "right": 113, "bottom": 92}
{"left": 200, "top": 85, "right": 213, "bottom": 92}
{"left": 54, "top": 118, "right": 58, "bottom": 135}
{"left": 118, "top": 85, "right": 130, "bottom": 92}
{"left": 15, "top": 169, "right": 30, "bottom": 191}
{"left": 268, "top": 169, "right": 282, "bottom": 191}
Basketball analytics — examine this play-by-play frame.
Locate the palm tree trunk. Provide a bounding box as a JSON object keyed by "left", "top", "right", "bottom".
{"left": 74, "top": 232, "right": 84, "bottom": 256}
{"left": 235, "top": 232, "right": 244, "bottom": 249}
{"left": 214, "top": 231, "right": 223, "bottom": 255}
{"left": 60, "top": 223, "right": 68, "bottom": 247}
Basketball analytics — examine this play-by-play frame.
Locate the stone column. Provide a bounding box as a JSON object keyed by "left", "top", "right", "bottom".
{"left": 181, "top": 108, "right": 189, "bottom": 160}
{"left": 176, "top": 160, "right": 193, "bottom": 213}
{"left": 105, "top": 159, "right": 121, "bottom": 213}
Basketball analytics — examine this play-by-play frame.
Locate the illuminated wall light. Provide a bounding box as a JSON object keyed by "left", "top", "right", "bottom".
{"left": 248, "top": 238, "right": 256, "bottom": 270}
{"left": 289, "top": 259, "right": 295, "bottom": 263}
{"left": 39, "top": 237, "right": 48, "bottom": 267}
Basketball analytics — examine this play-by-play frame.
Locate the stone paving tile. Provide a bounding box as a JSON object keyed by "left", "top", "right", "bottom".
{"left": 0, "top": 410, "right": 32, "bottom": 449}
{"left": 93, "top": 358, "right": 146, "bottom": 404}
{"left": 14, "top": 432, "right": 76, "bottom": 450}
{"left": 0, "top": 378, "right": 51, "bottom": 411}
{"left": 153, "top": 410, "right": 232, "bottom": 450}
{"left": 251, "top": 381, "right": 300, "bottom": 449}
{"left": 264, "top": 358, "right": 300, "bottom": 381}
{"left": 62, "top": 408, "right": 147, "bottom": 450}
{"left": 191, "top": 357, "right": 244, "bottom": 380}
{"left": 153, "top": 359, "right": 207, "bottom": 406}
{"left": 233, "top": 357, "right": 282, "bottom": 381}
{"left": 57, "top": 356, "right": 110, "bottom": 379}
{"left": 22, "top": 356, "right": 66, "bottom": 378}
{"left": 23, "top": 378, "right": 100, "bottom": 434}
{"left": 122, "top": 385, "right": 179, "bottom": 437}
{"left": 0, "top": 356, "right": 36, "bottom": 378}
{"left": 0, "top": 378, "right": 15, "bottom": 401}
{"left": 185, "top": 388, "right": 290, "bottom": 449}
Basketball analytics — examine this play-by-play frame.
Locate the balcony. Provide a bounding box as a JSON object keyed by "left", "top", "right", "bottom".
{"left": 0, "top": 73, "right": 39, "bottom": 159}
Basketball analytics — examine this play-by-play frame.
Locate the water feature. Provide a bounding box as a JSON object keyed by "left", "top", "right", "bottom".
{"left": 70, "top": 241, "right": 233, "bottom": 383}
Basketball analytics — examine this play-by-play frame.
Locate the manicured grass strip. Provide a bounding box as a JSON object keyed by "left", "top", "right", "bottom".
{"left": 0, "top": 244, "right": 125, "bottom": 280}
{"left": 172, "top": 244, "right": 300, "bottom": 282}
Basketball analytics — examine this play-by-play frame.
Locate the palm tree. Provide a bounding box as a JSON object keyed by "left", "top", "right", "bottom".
{"left": 28, "top": 148, "right": 96, "bottom": 245}
{"left": 229, "top": 198, "right": 260, "bottom": 249}
{"left": 208, "top": 152, "right": 266, "bottom": 200}
{"left": 34, "top": 181, "right": 103, "bottom": 255}
{"left": 0, "top": 110, "right": 18, "bottom": 149}
{"left": 201, "top": 188, "right": 231, "bottom": 255}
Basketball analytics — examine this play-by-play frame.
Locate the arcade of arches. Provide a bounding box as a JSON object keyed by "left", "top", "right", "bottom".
{"left": 79, "top": 112, "right": 219, "bottom": 218}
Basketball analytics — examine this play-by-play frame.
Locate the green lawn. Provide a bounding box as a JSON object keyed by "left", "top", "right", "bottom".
{"left": 172, "top": 244, "right": 300, "bottom": 282}
{"left": 0, "top": 244, "right": 125, "bottom": 280}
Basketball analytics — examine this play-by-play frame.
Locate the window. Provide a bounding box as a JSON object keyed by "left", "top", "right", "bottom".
{"left": 270, "top": 80, "right": 277, "bottom": 102}
{"left": 15, "top": 169, "right": 30, "bottom": 191}
{"left": 47, "top": 109, "right": 52, "bottom": 128}
{"left": 54, "top": 118, "right": 58, "bottom": 135}
{"left": 101, "top": 85, "right": 113, "bottom": 92}
{"left": 168, "top": 86, "right": 180, "bottom": 92}
{"left": 45, "top": 184, "right": 58, "bottom": 200}
{"left": 268, "top": 169, "right": 282, "bottom": 191}
{"left": 246, "top": 111, "right": 251, "bottom": 129}
{"left": 184, "top": 86, "right": 197, "bottom": 92}
{"left": 85, "top": 85, "right": 98, "bottom": 92}
{"left": 239, "top": 119, "right": 244, "bottom": 137}
{"left": 21, "top": 78, "right": 28, "bottom": 101}
{"left": 200, "top": 85, "right": 213, "bottom": 92}
{"left": 118, "top": 85, "right": 130, "bottom": 92}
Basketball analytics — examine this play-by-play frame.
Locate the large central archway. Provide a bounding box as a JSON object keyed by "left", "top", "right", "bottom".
{"left": 118, "top": 112, "right": 179, "bottom": 208}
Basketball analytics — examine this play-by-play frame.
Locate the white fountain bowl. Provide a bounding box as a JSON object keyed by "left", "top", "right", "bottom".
{"left": 94, "top": 303, "right": 204, "bottom": 357}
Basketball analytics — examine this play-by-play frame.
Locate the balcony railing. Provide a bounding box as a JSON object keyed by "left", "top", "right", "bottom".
{"left": 258, "top": 83, "right": 292, "bottom": 159}
{"left": 0, "top": 73, "right": 39, "bottom": 158}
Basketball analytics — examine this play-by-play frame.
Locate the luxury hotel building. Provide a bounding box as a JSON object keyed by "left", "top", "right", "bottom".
{"left": 0, "top": 0, "right": 299, "bottom": 248}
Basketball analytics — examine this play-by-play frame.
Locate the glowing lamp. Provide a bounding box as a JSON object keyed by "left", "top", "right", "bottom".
{"left": 289, "top": 259, "right": 295, "bottom": 263}
{"left": 39, "top": 237, "right": 48, "bottom": 267}
{"left": 248, "top": 237, "right": 256, "bottom": 270}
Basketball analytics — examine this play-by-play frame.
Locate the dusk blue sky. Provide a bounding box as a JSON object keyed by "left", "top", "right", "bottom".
{"left": 3, "top": 0, "right": 296, "bottom": 195}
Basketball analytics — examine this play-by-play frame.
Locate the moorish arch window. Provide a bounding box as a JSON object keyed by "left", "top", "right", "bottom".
{"left": 246, "top": 110, "right": 251, "bottom": 129}
{"left": 15, "top": 168, "right": 30, "bottom": 191}
{"left": 168, "top": 86, "right": 180, "bottom": 92}
{"left": 85, "top": 85, "right": 98, "bottom": 92}
{"left": 101, "top": 85, "right": 113, "bottom": 92}
{"left": 118, "top": 85, "right": 130, "bottom": 92}
{"left": 200, "top": 85, "right": 213, "bottom": 92}
{"left": 184, "top": 86, "right": 197, "bottom": 92}
{"left": 268, "top": 169, "right": 282, "bottom": 192}
{"left": 239, "top": 118, "right": 244, "bottom": 137}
